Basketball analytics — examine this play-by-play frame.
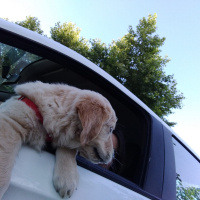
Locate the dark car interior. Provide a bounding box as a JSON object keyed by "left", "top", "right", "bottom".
{"left": 0, "top": 42, "right": 151, "bottom": 191}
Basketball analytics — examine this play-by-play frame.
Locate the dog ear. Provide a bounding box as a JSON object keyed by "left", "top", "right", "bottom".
{"left": 76, "top": 99, "right": 107, "bottom": 146}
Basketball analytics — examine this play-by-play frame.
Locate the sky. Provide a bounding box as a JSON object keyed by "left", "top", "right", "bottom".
{"left": 0, "top": 0, "right": 200, "bottom": 156}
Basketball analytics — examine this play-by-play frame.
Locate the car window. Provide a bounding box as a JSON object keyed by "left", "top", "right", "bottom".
{"left": 173, "top": 137, "right": 200, "bottom": 199}
{"left": 0, "top": 42, "right": 42, "bottom": 93}
{"left": 0, "top": 40, "right": 151, "bottom": 197}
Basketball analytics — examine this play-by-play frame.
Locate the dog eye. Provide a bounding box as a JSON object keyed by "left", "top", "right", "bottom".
{"left": 109, "top": 127, "right": 113, "bottom": 134}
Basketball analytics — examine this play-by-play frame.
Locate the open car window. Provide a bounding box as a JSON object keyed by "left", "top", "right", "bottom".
{"left": 0, "top": 40, "right": 151, "bottom": 195}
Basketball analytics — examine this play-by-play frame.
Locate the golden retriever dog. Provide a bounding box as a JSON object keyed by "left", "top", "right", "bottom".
{"left": 0, "top": 81, "right": 117, "bottom": 199}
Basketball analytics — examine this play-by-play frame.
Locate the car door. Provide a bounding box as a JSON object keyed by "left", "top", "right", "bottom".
{"left": 0, "top": 19, "right": 176, "bottom": 200}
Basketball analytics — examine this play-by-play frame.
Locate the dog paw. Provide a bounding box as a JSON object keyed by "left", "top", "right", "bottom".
{"left": 53, "top": 169, "right": 79, "bottom": 198}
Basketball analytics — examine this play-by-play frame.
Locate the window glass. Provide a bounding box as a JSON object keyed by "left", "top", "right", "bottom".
{"left": 0, "top": 42, "right": 42, "bottom": 92}
{"left": 173, "top": 137, "right": 200, "bottom": 199}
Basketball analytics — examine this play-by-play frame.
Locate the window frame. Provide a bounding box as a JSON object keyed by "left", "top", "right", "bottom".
{"left": 162, "top": 126, "right": 176, "bottom": 199}
{"left": 143, "top": 116, "right": 165, "bottom": 199}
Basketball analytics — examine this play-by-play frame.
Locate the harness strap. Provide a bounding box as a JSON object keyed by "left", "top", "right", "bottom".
{"left": 18, "top": 95, "right": 53, "bottom": 142}
{"left": 18, "top": 96, "right": 43, "bottom": 123}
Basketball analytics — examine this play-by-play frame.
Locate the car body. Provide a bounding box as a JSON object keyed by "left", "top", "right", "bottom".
{"left": 0, "top": 18, "right": 200, "bottom": 200}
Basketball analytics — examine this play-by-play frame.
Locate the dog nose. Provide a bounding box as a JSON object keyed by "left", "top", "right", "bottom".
{"left": 93, "top": 147, "right": 104, "bottom": 163}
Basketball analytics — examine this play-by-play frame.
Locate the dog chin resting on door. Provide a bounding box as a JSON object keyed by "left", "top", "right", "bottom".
{"left": 0, "top": 81, "right": 117, "bottom": 199}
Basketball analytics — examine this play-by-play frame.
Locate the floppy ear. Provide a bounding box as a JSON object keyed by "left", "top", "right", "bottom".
{"left": 76, "top": 99, "right": 107, "bottom": 146}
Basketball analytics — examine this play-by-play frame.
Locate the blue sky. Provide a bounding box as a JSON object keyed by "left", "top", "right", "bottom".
{"left": 1, "top": 0, "right": 200, "bottom": 156}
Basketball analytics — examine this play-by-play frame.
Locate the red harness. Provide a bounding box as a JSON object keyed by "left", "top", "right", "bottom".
{"left": 18, "top": 96, "right": 52, "bottom": 142}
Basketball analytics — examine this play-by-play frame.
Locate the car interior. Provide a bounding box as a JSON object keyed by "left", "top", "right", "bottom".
{"left": 0, "top": 43, "right": 151, "bottom": 190}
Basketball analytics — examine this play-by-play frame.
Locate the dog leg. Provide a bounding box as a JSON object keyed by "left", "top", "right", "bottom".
{"left": 0, "top": 135, "right": 22, "bottom": 199}
{"left": 53, "top": 147, "right": 79, "bottom": 198}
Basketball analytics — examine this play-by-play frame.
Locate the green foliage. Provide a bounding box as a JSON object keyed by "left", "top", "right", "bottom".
{"left": 16, "top": 16, "right": 44, "bottom": 35}
{"left": 50, "top": 22, "right": 89, "bottom": 58}
{"left": 113, "top": 14, "right": 184, "bottom": 125}
{"left": 11, "top": 14, "right": 185, "bottom": 126}
{"left": 87, "top": 39, "right": 108, "bottom": 67}
{"left": 176, "top": 175, "right": 200, "bottom": 200}
{"left": 86, "top": 14, "right": 184, "bottom": 126}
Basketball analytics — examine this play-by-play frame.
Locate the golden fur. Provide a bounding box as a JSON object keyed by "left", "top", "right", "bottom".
{"left": 0, "top": 81, "right": 117, "bottom": 199}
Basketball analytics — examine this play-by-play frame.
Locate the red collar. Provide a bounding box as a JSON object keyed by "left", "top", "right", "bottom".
{"left": 18, "top": 96, "right": 53, "bottom": 142}
{"left": 18, "top": 96, "right": 43, "bottom": 124}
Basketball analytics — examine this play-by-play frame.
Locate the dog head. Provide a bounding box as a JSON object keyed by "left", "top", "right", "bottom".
{"left": 76, "top": 91, "right": 117, "bottom": 164}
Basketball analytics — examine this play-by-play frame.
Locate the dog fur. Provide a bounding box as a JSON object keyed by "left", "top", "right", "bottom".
{"left": 0, "top": 81, "right": 117, "bottom": 199}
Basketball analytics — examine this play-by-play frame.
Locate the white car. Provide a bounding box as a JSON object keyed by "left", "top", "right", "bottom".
{"left": 0, "top": 18, "right": 200, "bottom": 200}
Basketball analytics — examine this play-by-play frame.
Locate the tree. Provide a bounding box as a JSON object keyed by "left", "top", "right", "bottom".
{"left": 16, "top": 16, "right": 44, "bottom": 35}
{"left": 90, "top": 14, "right": 184, "bottom": 126}
{"left": 87, "top": 39, "right": 108, "bottom": 66}
{"left": 50, "top": 22, "right": 89, "bottom": 58}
